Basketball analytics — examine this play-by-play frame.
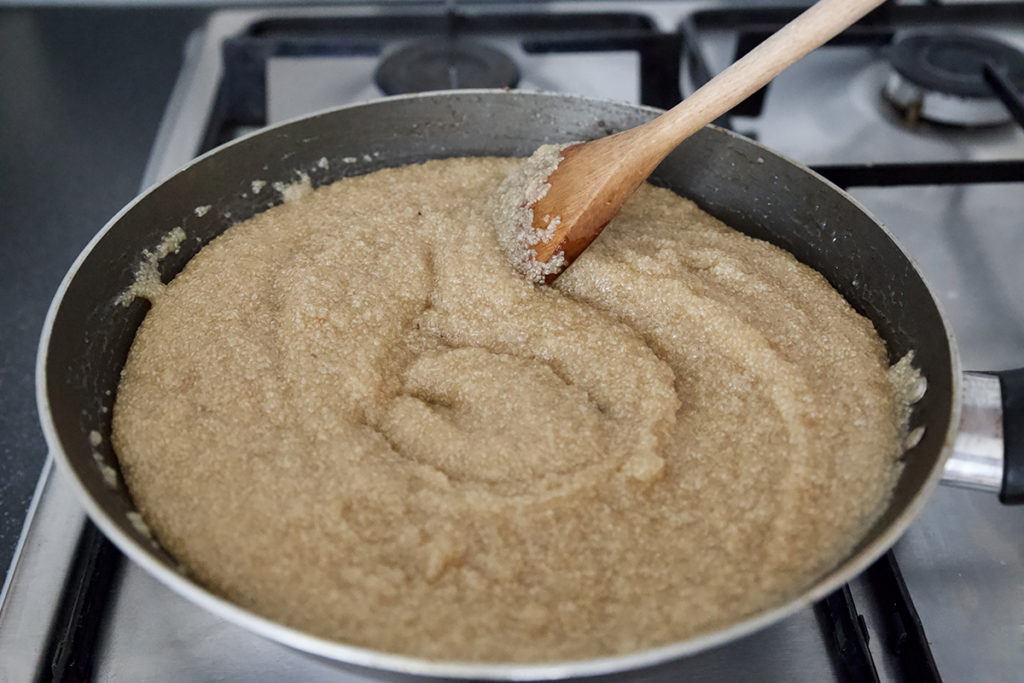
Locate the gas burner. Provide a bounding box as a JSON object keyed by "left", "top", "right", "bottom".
{"left": 883, "top": 32, "right": 1024, "bottom": 127}
{"left": 374, "top": 39, "right": 519, "bottom": 96}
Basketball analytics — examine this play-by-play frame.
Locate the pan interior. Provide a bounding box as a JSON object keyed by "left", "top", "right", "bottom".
{"left": 40, "top": 91, "right": 955, "bottom": 675}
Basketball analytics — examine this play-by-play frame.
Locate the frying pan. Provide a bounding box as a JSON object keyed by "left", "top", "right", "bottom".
{"left": 36, "top": 91, "right": 1023, "bottom": 680}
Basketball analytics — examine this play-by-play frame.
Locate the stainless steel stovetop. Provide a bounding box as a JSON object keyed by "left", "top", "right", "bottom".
{"left": 2, "top": 3, "right": 1022, "bottom": 681}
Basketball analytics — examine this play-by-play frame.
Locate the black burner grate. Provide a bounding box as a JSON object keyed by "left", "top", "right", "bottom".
{"left": 681, "top": 2, "right": 1024, "bottom": 188}
{"left": 206, "top": 10, "right": 679, "bottom": 151}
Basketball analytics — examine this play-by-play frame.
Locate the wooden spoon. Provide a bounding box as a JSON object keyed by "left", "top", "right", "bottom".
{"left": 524, "top": 0, "right": 886, "bottom": 283}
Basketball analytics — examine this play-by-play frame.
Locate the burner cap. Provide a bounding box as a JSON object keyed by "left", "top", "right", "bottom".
{"left": 375, "top": 39, "right": 520, "bottom": 96}
{"left": 884, "top": 32, "right": 1024, "bottom": 126}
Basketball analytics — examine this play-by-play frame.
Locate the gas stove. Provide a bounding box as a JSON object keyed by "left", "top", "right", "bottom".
{"left": 2, "top": 3, "right": 1022, "bottom": 681}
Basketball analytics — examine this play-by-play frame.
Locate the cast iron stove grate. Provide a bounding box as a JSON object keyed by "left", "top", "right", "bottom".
{"left": 681, "top": 2, "right": 1024, "bottom": 188}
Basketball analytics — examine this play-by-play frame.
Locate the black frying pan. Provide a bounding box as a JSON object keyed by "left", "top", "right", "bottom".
{"left": 37, "top": 91, "right": 1023, "bottom": 680}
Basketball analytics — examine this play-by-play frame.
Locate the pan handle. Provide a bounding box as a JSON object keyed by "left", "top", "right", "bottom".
{"left": 942, "top": 369, "right": 1024, "bottom": 504}
{"left": 997, "top": 368, "right": 1024, "bottom": 504}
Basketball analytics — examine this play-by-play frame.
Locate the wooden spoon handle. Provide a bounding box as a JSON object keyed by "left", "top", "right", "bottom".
{"left": 646, "top": 0, "right": 886, "bottom": 151}
{"left": 525, "top": 0, "right": 887, "bottom": 279}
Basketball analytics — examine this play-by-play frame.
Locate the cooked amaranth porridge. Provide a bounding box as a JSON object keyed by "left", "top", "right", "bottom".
{"left": 113, "top": 156, "right": 911, "bottom": 662}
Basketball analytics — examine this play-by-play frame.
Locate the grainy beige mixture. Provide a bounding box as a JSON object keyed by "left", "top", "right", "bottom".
{"left": 495, "top": 143, "right": 569, "bottom": 283}
{"left": 113, "top": 157, "right": 906, "bottom": 663}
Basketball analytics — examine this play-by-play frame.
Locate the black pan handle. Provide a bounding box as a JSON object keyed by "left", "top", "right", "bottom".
{"left": 996, "top": 368, "right": 1024, "bottom": 504}
{"left": 942, "top": 369, "right": 1024, "bottom": 504}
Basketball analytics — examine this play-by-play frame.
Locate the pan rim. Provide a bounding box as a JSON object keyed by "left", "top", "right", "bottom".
{"left": 35, "top": 88, "right": 962, "bottom": 680}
